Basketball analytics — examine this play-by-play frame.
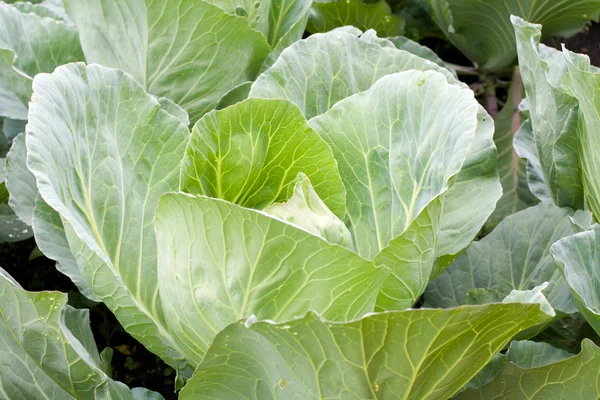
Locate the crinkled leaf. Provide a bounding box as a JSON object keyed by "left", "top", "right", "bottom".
{"left": 457, "top": 339, "right": 600, "bottom": 399}
{"left": 307, "top": 0, "right": 405, "bottom": 37}
{"left": 181, "top": 303, "right": 552, "bottom": 399}
{"left": 64, "top": 0, "right": 271, "bottom": 123}
{"left": 427, "top": 0, "right": 600, "bottom": 72}
{"left": 250, "top": 29, "right": 457, "bottom": 120}
{"left": 265, "top": 174, "right": 353, "bottom": 248}
{"left": 552, "top": 227, "right": 600, "bottom": 336}
{"left": 155, "top": 193, "right": 387, "bottom": 364}
{"left": 427, "top": 202, "right": 584, "bottom": 314}
{"left": 0, "top": 268, "right": 160, "bottom": 399}
{"left": 26, "top": 63, "right": 192, "bottom": 374}
{"left": 512, "top": 17, "right": 584, "bottom": 209}
{"left": 562, "top": 49, "right": 600, "bottom": 222}
{"left": 180, "top": 98, "right": 346, "bottom": 218}
{"left": 12, "top": 0, "right": 69, "bottom": 20}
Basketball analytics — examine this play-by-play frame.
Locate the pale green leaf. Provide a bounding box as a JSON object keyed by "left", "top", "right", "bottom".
{"left": 25, "top": 63, "right": 192, "bottom": 374}
{"left": 12, "top": 0, "right": 69, "bottom": 20}
{"left": 502, "top": 282, "right": 556, "bottom": 317}
{"left": 250, "top": 29, "right": 458, "bottom": 120}
{"left": 180, "top": 303, "right": 552, "bottom": 399}
{"left": 251, "top": 30, "right": 500, "bottom": 273}
{"left": 155, "top": 193, "right": 388, "bottom": 364}
{"left": 0, "top": 2, "right": 84, "bottom": 119}
{"left": 387, "top": 35, "right": 455, "bottom": 75}
{"left": 180, "top": 98, "right": 346, "bottom": 217}
{"left": 265, "top": 174, "right": 353, "bottom": 248}
{"left": 456, "top": 339, "right": 600, "bottom": 399}
{"left": 5, "top": 133, "right": 36, "bottom": 226}
{"left": 427, "top": 0, "right": 600, "bottom": 72}
{"left": 310, "top": 70, "right": 477, "bottom": 258}
{"left": 562, "top": 48, "right": 600, "bottom": 222}
{"left": 426, "top": 202, "right": 584, "bottom": 314}
{"left": 32, "top": 196, "right": 100, "bottom": 302}
{"left": 0, "top": 268, "right": 158, "bottom": 399}
{"left": 307, "top": 0, "right": 405, "bottom": 37}
{"left": 512, "top": 17, "right": 584, "bottom": 210}
{"left": 64, "top": 0, "right": 271, "bottom": 123}
{"left": 432, "top": 105, "right": 500, "bottom": 273}
{"left": 551, "top": 227, "right": 600, "bottom": 336}
{"left": 513, "top": 119, "right": 553, "bottom": 203}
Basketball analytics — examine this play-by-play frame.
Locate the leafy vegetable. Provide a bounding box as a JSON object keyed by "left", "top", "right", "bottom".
{"left": 155, "top": 193, "right": 388, "bottom": 364}
{"left": 64, "top": 0, "right": 271, "bottom": 123}
{"left": 457, "top": 339, "right": 600, "bottom": 399}
{"left": 512, "top": 16, "right": 584, "bottom": 210}
{"left": 181, "top": 302, "right": 552, "bottom": 399}
{"left": 552, "top": 227, "right": 600, "bottom": 336}
{"left": 427, "top": 202, "right": 588, "bottom": 314}
{"left": 26, "top": 62, "right": 193, "bottom": 376}
{"left": 0, "top": 267, "right": 163, "bottom": 399}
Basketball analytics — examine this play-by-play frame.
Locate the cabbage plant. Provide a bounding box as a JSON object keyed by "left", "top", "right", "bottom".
{"left": 1, "top": 1, "right": 600, "bottom": 399}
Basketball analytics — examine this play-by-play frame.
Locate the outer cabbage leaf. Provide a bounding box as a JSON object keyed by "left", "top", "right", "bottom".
{"left": 25, "top": 63, "right": 192, "bottom": 374}
{"left": 552, "top": 227, "right": 600, "bottom": 336}
{"left": 387, "top": 35, "right": 455, "bottom": 75}
{"left": 64, "top": 0, "right": 271, "bottom": 123}
{"left": 310, "top": 70, "right": 479, "bottom": 307}
{"left": 154, "top": 193, "right": 388, "bottom": 364}
{"left": 32, "top": 196, "right": 100, "bottom": 302}
{"left": 5, "top": 133, "right": 36, "bottom": 226}
{"left": 512, "top": 17, "right": 584, "bottom": 210}
{"left": 427, "top": 0, "right": 600, "bottom": 72}
{"left": 307, "top": 0, "right": 405, "bottom": 37}
{"left": 204, "top": 0, "right": 311, "bottom": 51}
{"left": 1, "top": 132, "right": 34, "bottom": 242}
{"left": 180, "top": 303, "right": 552, "bottom": 399}
{"left": 0, "top": 268, "right": 162, "bottom": 399}
{"left": 457, "top": 339, "right": 600, "bottom": 399}
{"left": 180, "top": 98, "right": 346, "bottom": 218}
{"left": 562, "top": 49, "right": 600, "bottom": 222}
{"left": 0, "top": 2, "right": 84, "bottom": 120}
{"left": 427, "top": 202, "right": 584, "bottom": 314}
{"left": 250, "top": 29, "right": 457, "bottom": 120}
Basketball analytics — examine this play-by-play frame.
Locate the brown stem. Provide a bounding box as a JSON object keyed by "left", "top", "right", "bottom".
{"left": 485, "top": 77, "right": 498, "bottom": 118}
{"left": 448, "top": 63, "right": 479, "bottom": 76}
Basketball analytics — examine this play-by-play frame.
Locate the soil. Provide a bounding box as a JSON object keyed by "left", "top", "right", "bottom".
{"left": 2, "top": 19, "right": 599, "bottom": 400}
